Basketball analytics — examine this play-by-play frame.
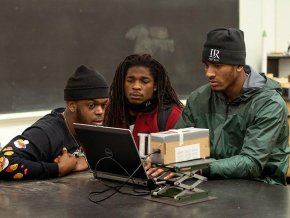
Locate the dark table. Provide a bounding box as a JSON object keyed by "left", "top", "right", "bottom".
{"left": 0, "top": 171, "right": 289, "bottom": 218}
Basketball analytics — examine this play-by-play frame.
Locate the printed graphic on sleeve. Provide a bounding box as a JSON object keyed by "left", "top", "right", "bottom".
{"left": 1, "top": 146, "right": 13, "bottom": 151}
{"left": 5, "top": 163, "right": 18, "bottom": 173}
{"left": 0, "top": 156, "right": 9, "bottom": 172}
{"left": 21, "top": 165, "right": 28, "bottom": 176}
{"left": 1, "top": 147, "right": 14, "bottom": 156}
{"left": 13, "top": 173, "right": 23, "bottom": 180}
{"left": 14, "top": 139, "right": 29, "bottom": 149}
{"left": 3, "top": 150, "right": 14, "bottom": 156}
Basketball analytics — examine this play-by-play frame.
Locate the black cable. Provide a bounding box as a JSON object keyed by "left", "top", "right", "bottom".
{"left": 88, "top": 150, "right": 159, "bottom": 204}
{"left": 89, "top": 159, "right": 142, "bottom": 203}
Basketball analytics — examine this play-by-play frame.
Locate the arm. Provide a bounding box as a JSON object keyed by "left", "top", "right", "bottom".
{"left": 209, "top": 98, "right": 288, "bottom": 180}
{"left": 2, "top": 134, "right": 61, "bottom": 179}
{"left": 7, "top": 126, "right": 77, "bottom": 179}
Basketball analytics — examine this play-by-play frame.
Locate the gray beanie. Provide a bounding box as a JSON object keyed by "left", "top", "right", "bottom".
{"left": 64, "top": 65, "right": 109, "bottom": 100}
{"left": 202, "top": 28, "right": 246, "bottom": 65}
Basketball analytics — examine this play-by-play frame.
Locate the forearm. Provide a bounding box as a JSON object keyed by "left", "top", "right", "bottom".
{"left": 209, "top": 155, "right": 261, "bottom": 179}
{"left": 0, "top": 154, "right": 59, "bottom": 180}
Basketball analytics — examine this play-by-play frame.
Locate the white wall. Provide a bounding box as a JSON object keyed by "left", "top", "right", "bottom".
{"left": 240, "top": 0, "right": 290, "bottom": 75}
{"left": 0, "top": 111, "right": 49, "bottom": 148}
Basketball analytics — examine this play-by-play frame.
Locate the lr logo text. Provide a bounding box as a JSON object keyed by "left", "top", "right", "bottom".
{"left": 209, "top": 49, "right": 220, "bottom": 60}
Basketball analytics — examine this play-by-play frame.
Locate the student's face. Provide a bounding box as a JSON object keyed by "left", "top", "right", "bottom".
{"left": 124, "top": 66, "right": 156, "bottom": 104}
{"left": 204, "top": 62, "right": 240, "bottom": 92}
{"left": 74, "top": 98, "right": 108, "bottom": 126}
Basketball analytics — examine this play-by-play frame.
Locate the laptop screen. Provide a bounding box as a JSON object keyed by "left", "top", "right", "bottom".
{"left": 73, "top": 123, "right": 149, "bottom": 181}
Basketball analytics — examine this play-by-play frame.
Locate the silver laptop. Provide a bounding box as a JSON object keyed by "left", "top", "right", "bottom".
{"left": 73, "top": 123, "right": 150, "bottom": 187}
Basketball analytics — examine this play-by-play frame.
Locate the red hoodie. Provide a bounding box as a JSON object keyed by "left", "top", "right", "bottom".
{"left": 131, "top": 105, "right": 182, "bottom": 147}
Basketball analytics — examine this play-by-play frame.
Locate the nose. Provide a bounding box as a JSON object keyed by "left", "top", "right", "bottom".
{"left": 132, "top": 81, "right": 141, "bottom": 90}
{"left": 94, "top": 105, "right": 105, "bottom": 115}
{"left": 205, "top": 65, "right": 215, "bottom": 79}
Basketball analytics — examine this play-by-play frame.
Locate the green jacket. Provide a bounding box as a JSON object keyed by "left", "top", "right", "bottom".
{"left": 175, "top": 66, "right": 290, "bottom": 185}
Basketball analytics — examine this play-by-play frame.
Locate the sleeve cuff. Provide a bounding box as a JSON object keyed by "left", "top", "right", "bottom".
{"left": 44, "top": 162, "right": 59, "bottom": 178}
{"left": 201, "top": 166, "right": 211, "bottom": 178}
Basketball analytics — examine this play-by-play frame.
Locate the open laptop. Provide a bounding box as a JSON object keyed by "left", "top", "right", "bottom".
{"left": 73, "top": 123, "right": 151, "bottom": 187}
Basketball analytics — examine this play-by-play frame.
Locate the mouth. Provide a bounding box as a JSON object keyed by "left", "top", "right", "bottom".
{"left": 129, "top": 92, "right": 143, "bottom": 100}
{"left": 209, "top": 80, "right": 219, "bottom": 88}
{"left": 91, "top": 120, "right": 103, "bottom": 126}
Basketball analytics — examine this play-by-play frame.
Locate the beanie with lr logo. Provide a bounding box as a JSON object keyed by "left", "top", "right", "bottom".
{"left": 202, "top": 28, "right": 246, "bottom": 65}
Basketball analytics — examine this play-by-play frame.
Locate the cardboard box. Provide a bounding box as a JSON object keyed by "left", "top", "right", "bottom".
{"left": 150, "top": 127, "right": 210, "bottom": 165}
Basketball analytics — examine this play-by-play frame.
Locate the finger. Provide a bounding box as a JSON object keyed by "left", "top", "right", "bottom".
{"left": 68, "top": 153, "right": 74, "bottom": 157}
{"left": 54, "top": 155, "right": 61, "bottom": 162}
{"left": 146, "top": 167, "right": 157, "bottom": 175}
{"left": 164, "top": 172, "right": 176, "bottom": 180}
{"left": 55, "top": 157, "right": 61, "bottom": 162}
{"left": 151, "top": 168, "right": 164, "bottom": 177}
{"left": 62, "top": 147, "right": 68, "bottom": 154}
{"left": 144, "top": 162, "right": 151, "bottom": 170}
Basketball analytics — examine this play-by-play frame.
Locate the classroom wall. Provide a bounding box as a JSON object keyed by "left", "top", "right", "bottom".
{"left": 1, "top": 0, "right": 290, "bottom": 147}
{"left": 240, "top": 0, "right": 290, "bottom": 76}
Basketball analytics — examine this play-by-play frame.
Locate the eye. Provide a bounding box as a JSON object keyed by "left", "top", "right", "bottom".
{"left": 126, "top": 78, "right": 133, "bottom": 83}
{"left": 88, "top": 102, "right": 95, "bottom": 109}
{"left": 142, "top": 78, "right": 150, "bottom": 84}
{"left": 101, "top": 103, "right": 106, "bottom": 109}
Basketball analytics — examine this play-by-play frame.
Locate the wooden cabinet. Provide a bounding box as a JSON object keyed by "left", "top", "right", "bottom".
{"left": 267, "top": 55, "right": 290, "bottom": 77}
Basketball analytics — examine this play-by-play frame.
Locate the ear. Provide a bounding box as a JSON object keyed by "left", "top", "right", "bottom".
{"left": 66, "top": 101, "right": 77, "bottom": 113}
{"left": 237, "top": 65, "right": 244, "bottom": 72}
{"left": 153, "top": 85, "right": 157, "bottom": 91}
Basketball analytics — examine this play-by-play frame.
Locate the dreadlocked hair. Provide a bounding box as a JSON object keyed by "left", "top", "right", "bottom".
{"left": 104, "top": 54, "right": 183, "bottom": 128}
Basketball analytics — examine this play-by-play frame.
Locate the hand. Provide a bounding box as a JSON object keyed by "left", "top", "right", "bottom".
{"left": 54, "top": 147, "right": 77, "bottom": 177}
{"left": 146, "top": 166, "right": 176, "bottom": 179}
{"left": 73, "top": 156, "right": 88, "bottom": 172}
{"left": 144, "top": 156, "right": 175, "bottom": 179}
{"left": 144, "top": 158, "right": 151, "bottom": 171}
{"left": 146, "top": 167, "right": 165, "bottom": 177}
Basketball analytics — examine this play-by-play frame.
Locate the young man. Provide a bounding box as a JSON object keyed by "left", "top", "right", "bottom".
{"left": 0, "top": 65, "right": 109, "bottom": 180}
{"left": 175, "top": 28, "right": 289, "bottom": 185}
{"left": 104, "top": 54, "right": 183, "bottom": 150}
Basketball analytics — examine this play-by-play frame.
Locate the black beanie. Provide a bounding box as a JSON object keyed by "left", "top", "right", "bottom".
{"left": 64, "top": 65, "right": 109, "bottom": 100}
{"left": 202, "top": 28, "right": 246, "bottom": 65}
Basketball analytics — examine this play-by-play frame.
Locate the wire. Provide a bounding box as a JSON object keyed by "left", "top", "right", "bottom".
{"left": 88, "top": 150, "right": 159, "bottom": 204}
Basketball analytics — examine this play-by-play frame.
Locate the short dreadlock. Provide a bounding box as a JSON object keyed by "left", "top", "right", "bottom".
{"left": 104, "top": 54, "right": 183, "bottom": 127}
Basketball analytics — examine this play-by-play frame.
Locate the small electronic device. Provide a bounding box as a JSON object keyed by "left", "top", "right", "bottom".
{"left": 74, "top": 123, "right": 151, "bottom": 187}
